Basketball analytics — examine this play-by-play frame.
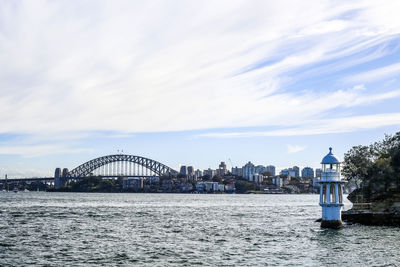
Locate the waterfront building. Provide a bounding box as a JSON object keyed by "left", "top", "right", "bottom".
{"left": 272, "top": 177, "right": 283, "bottom": 188}
{"left": 231, "top": 166, "right": 243, "bottom": 177}
{"left": 196, "top": 182, "right": 204, "bottom": 192}
{"left": 225, "top": 183, "right": 235, "bottom": 191}
{"left": 252, "top": 173, "right": 263, "bottom": 184}
{"left": 196, "top": 181, "right": 224, "bottom": 192}
{"left": 204, "top": 181, "right": 214, "bottom": 192}
{"left": 179, "top": 182, "right": 193, "bottom": 192}
{"left": 266, "top": 165, "right": 276, "bottom": 176}
{"left": 315, "top": 168, "right": 322, "bottom": 178}
{"left": 318, "top": 147, "right": 345, "bottom": 229}
{"left": 212, "top": 182, "right": 219, "bottom": 191}
{"left": 242, "top": 161, "right": 255, "bottom": 180}
{"left": 301, "top": 167, "right": 314, "bottom": 178}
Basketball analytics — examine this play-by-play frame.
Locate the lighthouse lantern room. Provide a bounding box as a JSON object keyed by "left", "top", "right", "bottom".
{"left": 319, "top": 147, "right": 345, "bottom": 229}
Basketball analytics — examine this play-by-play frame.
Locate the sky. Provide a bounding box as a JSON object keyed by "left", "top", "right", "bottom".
{"left": 1, "top": 0, "right": 400, "bottom": 177}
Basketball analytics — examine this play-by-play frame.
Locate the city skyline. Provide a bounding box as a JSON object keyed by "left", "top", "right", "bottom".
{"left": 1, "top": 1, "right": 400, "bottom": 177}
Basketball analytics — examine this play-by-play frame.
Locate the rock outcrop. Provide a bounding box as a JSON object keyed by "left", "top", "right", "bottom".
{"left": 342, "top": 191, "right": 400, "bottom": 226}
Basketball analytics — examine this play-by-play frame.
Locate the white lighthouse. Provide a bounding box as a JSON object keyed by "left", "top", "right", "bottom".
{"left": 319, "top": 147, "right": 345, "bottom": 229}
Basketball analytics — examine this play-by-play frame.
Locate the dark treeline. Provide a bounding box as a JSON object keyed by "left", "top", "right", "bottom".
{"left": 52, "top": 176, "right": 124, "bottom": 193}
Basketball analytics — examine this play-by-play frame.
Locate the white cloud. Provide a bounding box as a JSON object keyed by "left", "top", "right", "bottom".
{"left": 344, "top": 62, "right": 400, "bottom": 83}
{"left": 0, "top": 0, "right": 399, "bottom": 136}
{"left": 287, "top": 145, "right": 306, "bottom": 154}
{"left": 0, "top": 167, "right": 52, "bottom": 178}
{"left": 198, "top": 113, "right": 400, "bottom": 138}
{"left": 0, "top": 144, "right": 92, "bottom": 157}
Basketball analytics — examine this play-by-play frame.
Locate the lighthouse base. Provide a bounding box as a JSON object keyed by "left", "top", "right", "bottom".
{"left": 321, "top": 220, "right": 343, "bottom": 229}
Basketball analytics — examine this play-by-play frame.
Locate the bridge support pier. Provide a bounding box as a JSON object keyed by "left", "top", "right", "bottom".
{"left": 54, "top": 168, "right": 69, "bottom": 189}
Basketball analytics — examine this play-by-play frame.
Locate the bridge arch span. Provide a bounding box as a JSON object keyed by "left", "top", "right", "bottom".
{"left": 67, "top": 154, "right": 178, "bottom": 178}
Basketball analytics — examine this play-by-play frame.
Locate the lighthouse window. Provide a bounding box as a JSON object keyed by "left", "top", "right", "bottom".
{"left": 330, "top": 184, "right": 336, "bottom": 203}
{"left": 322, "top": 184, "right": 327, "bottom": 203}
{"left": 338, "top": 185, "right": 343, "bottom": 203}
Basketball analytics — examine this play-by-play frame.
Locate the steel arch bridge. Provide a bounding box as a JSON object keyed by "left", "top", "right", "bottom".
{"left": 67, "top": 154, "right": 178, "bottom": 178}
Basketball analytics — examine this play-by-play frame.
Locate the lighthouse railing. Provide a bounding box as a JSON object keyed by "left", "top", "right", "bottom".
{"left": 321, "top": 171, "right": 340, "bottom": 181}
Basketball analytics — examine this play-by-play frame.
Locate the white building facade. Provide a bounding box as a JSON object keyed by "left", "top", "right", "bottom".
{"left": 242, "top": 161, "right": 255, "bottom": 180}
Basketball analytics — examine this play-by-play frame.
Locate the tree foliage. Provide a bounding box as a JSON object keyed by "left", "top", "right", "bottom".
{"left": 62, "top": 176, "right": 123, "bottom": 192}
{"left": 343, "top": 132, "right": 400, "bottom": 201}
{"left": 235, "top": 180, "right": 257, "bottom": 193}
{"left": 212, "top": 175, "right": 223, "bottom": 183}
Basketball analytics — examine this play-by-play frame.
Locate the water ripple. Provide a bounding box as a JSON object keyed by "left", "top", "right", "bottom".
{"left": 0, "top": 192, "right": 399, "bottom": 266}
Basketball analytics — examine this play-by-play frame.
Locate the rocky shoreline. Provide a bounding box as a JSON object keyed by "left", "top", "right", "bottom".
{"left": 342, "top": 210, "right": 400, "bottom": 226}
{"left": 342, "top": 193, "right": 400, "bottom": 227}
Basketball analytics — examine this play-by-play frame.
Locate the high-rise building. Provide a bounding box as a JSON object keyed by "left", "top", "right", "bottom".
{"left": 272, "top": 177, "right": 283, "bottom": 188}
{"left": 301, "top": 167, "right": 314, "bottom": 178}
{"left": 255, "top": 165, "right": 266, "bottom": 174}
{"left": 180, "top": 166, "right": 188, "bottom": 175}
{"left": 203, "top": 168, "right": 216, "bottom": 178}
{"left": 231, "top": 167, "right": 243, "bottom": 176}
{"left": 266, "top": 165, "right": 276, "bottom": 176}
{"left": 219, "top": 162, "right": 226, "bottom": 171}
{"left": 194, "top": 169, "right": 203, "bottom": 179}
{"left": 187, "top": 166, "right": 194, "bottom": 178}
{"left": 217, "top": 162, "right": 227, "bottom": 176}
{"left": 252, "top": 173, "right": 263, "bottom": 184}
{"left": 242, "top": 161, "right": 255, "bottom": 180}
{"left": 280, "top": 169, "right": 289, "bottom": 176}
{"left": 280, "top": 168, "right": 295, "bottom": 177}
{"left": 292, "top": 166, "right": 300, "bottom": 178}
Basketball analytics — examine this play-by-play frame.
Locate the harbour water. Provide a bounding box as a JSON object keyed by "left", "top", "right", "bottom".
{"left": 1, "top": 192, "right": 399, "bottom": 266}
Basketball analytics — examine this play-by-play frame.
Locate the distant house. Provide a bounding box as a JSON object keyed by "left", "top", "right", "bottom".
{"left": 225, "top": 183, "right": 235, "bottom": 192}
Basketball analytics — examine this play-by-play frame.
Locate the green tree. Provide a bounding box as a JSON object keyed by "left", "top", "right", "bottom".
{"left": 342, "top": 145, "right": 375, "bottom": 189}
{"left": 343, "top": 132, "right": 400, "bottom": 202}
{"left": 235, "top": 180, "right": 257, "bottom": 193}
{"left": 212, "top": 175, "right": 223, "bottom": 183}
{"left": 201, "top": 174, "right": 211, "bottom": 181}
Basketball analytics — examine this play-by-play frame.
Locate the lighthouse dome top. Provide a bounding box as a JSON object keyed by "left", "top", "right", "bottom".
{"left": 321, "top": 147, "right": 341, "bottom": 164}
